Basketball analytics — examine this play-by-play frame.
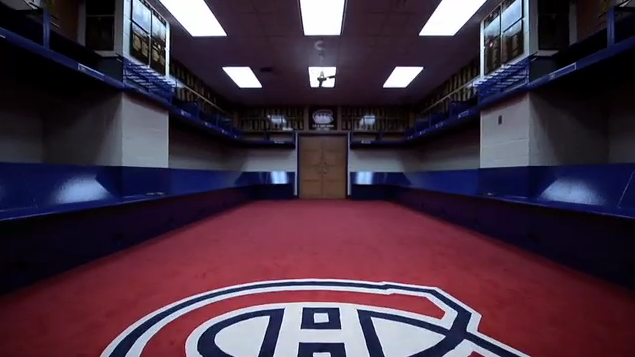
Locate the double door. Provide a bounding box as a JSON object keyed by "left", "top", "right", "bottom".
{"left": 299, "top": 136, "right": 347, "bottom": 199}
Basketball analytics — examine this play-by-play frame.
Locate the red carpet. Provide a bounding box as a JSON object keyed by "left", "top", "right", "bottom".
{"left": 0, "top": 201, "right": 634, "bottom": 357}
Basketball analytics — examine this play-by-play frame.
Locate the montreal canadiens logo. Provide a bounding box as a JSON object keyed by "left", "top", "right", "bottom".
{"left": 101, "top": 279, "right": 529, "bottom": 357}
{"left": 313, "top": 109, "right": 334, "bottom": 124}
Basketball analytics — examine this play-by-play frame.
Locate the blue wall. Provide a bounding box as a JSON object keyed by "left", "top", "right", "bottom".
{"left": 351, "top": 165, "right": 635, "bottom": 288}
{"left": 0, "top": 163, "right": 295, "bottom": 293}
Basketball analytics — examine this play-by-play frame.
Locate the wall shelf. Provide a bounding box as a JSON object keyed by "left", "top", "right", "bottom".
{"left": 1, "top": 1, "right": 634, "bottom": 152}
{"left": 351, "top": 6, "right": 635, "bottom": 149}
{"left": 0, "top": 2, "right": 295, "bottom": 149}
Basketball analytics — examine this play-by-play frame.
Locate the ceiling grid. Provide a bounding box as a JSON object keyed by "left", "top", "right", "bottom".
{"left": 164, "top": 0, "right": 499, "bottom": 105}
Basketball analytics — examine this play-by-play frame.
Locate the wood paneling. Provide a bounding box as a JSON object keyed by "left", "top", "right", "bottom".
{"left": 238, "top": 107, "right": 305, "bottom": 131}
{"left": 170, "top": 59, "right": 230, "bottom": 114}
{"left": 341, "top": 106, "right": 409, "bottom": 132}
{"left": 299, "top": 137, "right": 323, "bottom": 199}
{"left": 419, "top": 58, "right": 479, "bottom": 116}
{"left": 299, "top": 136, "right": 347, "bottom": 199}
{"left": 322, "top": 136, "right": 347, "bottom": 199}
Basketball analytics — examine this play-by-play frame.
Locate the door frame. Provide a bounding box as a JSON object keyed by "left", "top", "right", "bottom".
{"left": 296, "top": 132, "right": 350, "bottom": 198}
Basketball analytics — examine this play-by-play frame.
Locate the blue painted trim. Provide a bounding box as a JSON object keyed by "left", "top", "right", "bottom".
{"left": 392, "top": 187, "right": 635, "bottom": 288}
{"left": 0, "top": 163, "right": 296, "bottom": 222}
{"left": 608, "top": 7, "right": 616, "bottom": 46}
{"left": 42, "top": 8, "right": 50, "bottom": 49}
{"left": 349, "top": 165, "right": 635, "bottom": 220}
{"left": 0, "top": 188, "right": 256, "bottom": 293}
{"left": 0, "top": 24, "right": 124, "bottom": 89}
{"left": 350, "top": 166, "right": 635, "bottom": 287}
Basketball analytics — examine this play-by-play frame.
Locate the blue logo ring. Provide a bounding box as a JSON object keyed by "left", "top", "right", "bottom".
{"left": 101, "top": 279, "right": 527, "bottom": 357}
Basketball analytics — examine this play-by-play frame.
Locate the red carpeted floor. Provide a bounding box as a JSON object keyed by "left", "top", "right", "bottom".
{"left": 0, "top": 200, "right": 634, "bottom": 357}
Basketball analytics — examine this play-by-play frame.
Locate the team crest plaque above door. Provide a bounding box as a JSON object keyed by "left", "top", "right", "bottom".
{"left": 309, "top": 107, "right": 338, "bottom": 131}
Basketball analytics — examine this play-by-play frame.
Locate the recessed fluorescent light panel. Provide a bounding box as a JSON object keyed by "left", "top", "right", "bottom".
{"left": 308, "top": 67, "right": 337, "bottom": 88}
{"left": 159, "top": 0, "right": 226, "bottom": 37}
{"left": 420, "top": 0, "right": 487, "bottom": 36}
{"left": 223, "top": 67, "right": 262, "bottom": 88}
{"left": 383, "top": 67, "right": 424, "bottom": 88}
{"left": 299, "top": 0, "right": 346, "bottom": 36}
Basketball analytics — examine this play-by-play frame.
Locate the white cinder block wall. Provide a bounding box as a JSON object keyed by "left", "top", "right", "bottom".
{"left": 233, "top": 149, "right": 297, "bottom": 172}
{"left": 528, "top": 90, "right": 608, "bottom": 165}
{"left": 233, "top": 148, "right": 298, "bottom": 194}
{"left": 348, "top": 150, "right": 420, "bottom": 172}
{"left": 480, "top": 94, "right": 531, "bottom": 168}
{"left": 347, "top": 149, "right": 419, "bottom": 195}
{"left": 44, "top": 93, "right": 124, "bottom": 166}
{"left": 120, "top": 95, "right": 169, "bottom": 168}
{"left": 609, "top": 108, "right": 635, "bottom": 163}
{"left": 43, "top": 93, "right": 169, "bottom": 168}
{"left": 607, "top": 83, "right": 635, "bottom": 163}
{"left": 0, "top": 85, "right": 44, "bottom": 163}
{"left": 417, "top": 128, "right": 480, "bottom": 171}
{"left": 169, "top": 126, "right": 236, "bottom": 170}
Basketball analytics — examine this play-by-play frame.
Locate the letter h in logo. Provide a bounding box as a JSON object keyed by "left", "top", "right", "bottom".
{"left": 274, "top": 305, "right": 369, "bottom": 357}
{"left": 298, "top": 308, "right": 345, "bottom": 357}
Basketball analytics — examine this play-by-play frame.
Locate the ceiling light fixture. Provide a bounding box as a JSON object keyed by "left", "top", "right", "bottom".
{"left": 299, "top": 0, "right": 346, "bottom": 36}
{"left": 308, "top": 67, "right": 337, "bottom": 88}
{"left": 419, "top": 0, "right": 487, "bottom": 36}
{"left": 159, "top": 0, "right": 227, "bottom": 37}
{"left": 383, "top": 67, "right": 424, "bottom": 88}
{"left": 223, "top": 67, "right": 262, "bottom": 88}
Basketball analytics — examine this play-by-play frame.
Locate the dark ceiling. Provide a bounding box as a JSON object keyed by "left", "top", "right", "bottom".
{"left": 157, "top": 0, "right": 499, "bottom": 106}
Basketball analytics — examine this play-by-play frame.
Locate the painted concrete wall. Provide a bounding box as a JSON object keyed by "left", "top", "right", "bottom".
{"left": 480, "top": 94, "right": 531, "bottom": 168}
{"left": 480, "top": 83, "right": 635, "bottom": 168}
{"left": 0, "top": 89, "right": 44, "bottom": 163}
{"left": 417, "top": 127, "right": 480, "bottom": 171}
{"left": 348, "top": 150, "right": 419, "bottom": 172}
{"left": 119, "top": 94, "right": 169, "bottom": 168}
{"left": 169, "top": 126, "right": 235, "bottom": 170}
{"left": 44, "top": 92, "right": 124, "bottom": 166}
{"left": 607, "top": 82, "right": 635, "bottom": 163}
{"left": 43, "top": 92, "right": 168, "bottom": 168}
{"left": 233, "top": 149, "right": 297, "bottom": 172}
{"left": 528, "top": 89, "right": 609, "bottom": 166}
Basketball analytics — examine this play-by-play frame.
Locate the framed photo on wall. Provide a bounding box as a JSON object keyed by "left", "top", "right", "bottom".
{"left": 502, "top": 20, "right": 523, "bottom": 64}
{"left": 150, "top": 11, "right": 167, "bottom": 75}
{"left": 151, "top": 11, "right": 167, "bottom": 43}
{"left": 130, "top": 0, "right": 152, "bottom": 64}
{"left": 130, "top": 22, "right": 150, "bottom": 64}
{"left": 132, "top": 0, "right": 151, "bottom": 32}
{"left": 501, "top": 0, "right": 524, "bottom": 64}
{"left": 483, "top": 6, "right": 501, "bottom": 75}
{"left": 501, "top": 0, "right": 522, "bottom": 30}
{"left": 483, "top": 0, "right": 526, "bottom": 71}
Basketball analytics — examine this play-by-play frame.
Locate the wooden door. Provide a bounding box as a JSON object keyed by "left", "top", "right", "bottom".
{"left": 299, "top": 136, "right": 347, "bottom": 199}
{"left": 321, "top": 136, "right": 347, "bottom": 199}
{"left": 299, "top": 136, "right": 324, "bottom": 199}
